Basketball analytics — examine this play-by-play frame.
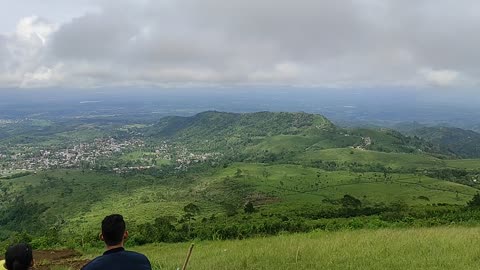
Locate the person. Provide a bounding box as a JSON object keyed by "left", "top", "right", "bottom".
{"left": 3, "top": 243, "right": 34, "bottom": 270}
{"left": 82, "top": 214, "right": 152, "bottom": 270}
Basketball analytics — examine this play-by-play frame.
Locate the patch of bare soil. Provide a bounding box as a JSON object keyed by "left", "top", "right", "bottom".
{"left": 33, "top": 249, "right": 89, "bottom": 270}
{"left": 247, "top": 192, "right": 281, "bottom": 205}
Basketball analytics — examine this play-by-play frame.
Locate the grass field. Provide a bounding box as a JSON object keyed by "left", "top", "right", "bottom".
{"left": 210, "top": 163, "right": 476, "bottom": 207}
{"left": 245, "top": 134, "right": 360, "bottom": 154}
{"left": 107, "top": 226, "right": 480, "bottom": 270}
{"left": 246, "top": 135, "right": 323, "bottom": 154}
{"left": 2, "top": 162, "right": 476, "bottom": 240}
{"left": 300, "top": 148, "right": 446, "bottom": 169}
{"left": 445, "top": 159, "right": 480, "bottom": 170}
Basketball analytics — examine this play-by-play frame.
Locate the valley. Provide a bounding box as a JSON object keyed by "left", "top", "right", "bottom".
{"left": 1, "top": 111, "right": 480, "bottom": 269}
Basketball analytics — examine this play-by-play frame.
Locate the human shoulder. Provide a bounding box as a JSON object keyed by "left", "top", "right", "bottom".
{"left": 81, "top": 250, "right": 151, "bottom": 270}
{"left": 81, "top": 256, "right": 102, "bottom": 270}
{"left": 123, "top": 250, "right": 151, "bottom": 262}
{"left": 124, "top": 250, "right": 149, "bottom": 257}
{"left": 80, "top": 252, "right": 116, "bottom": 270}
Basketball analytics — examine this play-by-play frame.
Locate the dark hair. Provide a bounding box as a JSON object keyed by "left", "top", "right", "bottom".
{"left": 4, "top": 243, "right": 33, "bottom": 270}
{"left": 102, "top": 214, "right": 126, "bottom": 246}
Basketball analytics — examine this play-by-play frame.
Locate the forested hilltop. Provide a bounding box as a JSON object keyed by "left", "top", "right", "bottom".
{"left": 1, "top": 111, "right": 480, "bottom": 251}
{"left": 148, "top": 111, "right": 439, "bottom": 156}
{"left": 394, "top": 124, "right": 480, "bottom": 158}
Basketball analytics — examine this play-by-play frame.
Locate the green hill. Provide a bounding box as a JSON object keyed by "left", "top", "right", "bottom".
{"left": 397, "top": 125, "right": 480, "bottom": 158}
{"left": 148, "top": 111, "right": 334, "bottom": 148}
{"left": 147, "top": 111, "right": 439, "bottom": 158}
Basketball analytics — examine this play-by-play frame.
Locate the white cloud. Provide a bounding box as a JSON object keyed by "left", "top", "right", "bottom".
{"left": 20, "top": 64, "right": 65, "bottom": 88}
{"left": 419, "top": 68, "right": 460, "bottom": 87}
{"left": 0, "top": 16, "right": 58, "bottom": 88}
{"left": 15, "top": 16, "right": 57, "bottom": 44}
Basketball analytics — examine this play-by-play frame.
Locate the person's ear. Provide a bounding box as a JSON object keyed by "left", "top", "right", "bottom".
{"left": 31, "top": 259, "right": 35, "bottom": 267}
{"left": 124, "top": 230, "right": 129, "bottom": 240}
{"left": 100, "top": 233, "right": 104, "bottom": 241}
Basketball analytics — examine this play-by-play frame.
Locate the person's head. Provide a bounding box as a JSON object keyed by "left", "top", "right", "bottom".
{"left": 4, "top": 243, "right": 33, "bottom": 270}
{"left": 101, "top": 214, "right": 128, "bottom": 247}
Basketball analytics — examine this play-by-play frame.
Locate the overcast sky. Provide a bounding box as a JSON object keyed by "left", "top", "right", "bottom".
{"left": 0, "top": 0, "right": 479, "bottom": 89}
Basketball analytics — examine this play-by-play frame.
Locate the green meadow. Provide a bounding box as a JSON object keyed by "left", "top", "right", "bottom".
{"left": 445, "top": 159, "right": 480, "bottom": 170}
{"left": 212, "top": 163, "right": 476, "bottom": 206}
{"left": 2, "top": 159, "right": 476, "bottom": 246}
{"left": 110, "top": 226, "right": 480, "bottom": 270}
{"left": 300, "top": 148, "right": 446, "bottom": 169}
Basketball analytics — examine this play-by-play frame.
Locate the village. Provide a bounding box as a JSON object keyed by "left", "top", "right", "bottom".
{"left": 0, "top": 137, "right": 220, "bottom": 177}
{"left": 0, "top": 119, "right": 18, "bottom": 125}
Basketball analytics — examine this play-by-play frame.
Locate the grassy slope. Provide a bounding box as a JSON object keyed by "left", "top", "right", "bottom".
{"left": 117, "top": 227, "right": 480, "bottom": 270}
{"left": 245, "top": 134, "right": 361, "bottom": 154}
{"left": 210, "top": 163, "right": 476, "bottom": 207}
{"left": 299, "top": 148, "right": 446, "bottom": 169}
{"left": 3, "top": 161, "right": 476, "bottom": 238}
{"left": 445, "top": 159, "right": 480, "bottom": 170}
{"left": 0, "top": 170, "right": 224, "bottom": 235}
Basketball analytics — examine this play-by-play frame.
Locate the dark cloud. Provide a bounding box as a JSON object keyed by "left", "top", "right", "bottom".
{"left": 1, "top": 0, "right": 480, "bottom": 88}
{"left": 50, "top": 13, "right": 138, "bottom": 61}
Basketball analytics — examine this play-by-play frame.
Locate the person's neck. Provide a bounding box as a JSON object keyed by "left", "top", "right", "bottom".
{"left": 106, "top": 243, "right": 124, "bottom": 251}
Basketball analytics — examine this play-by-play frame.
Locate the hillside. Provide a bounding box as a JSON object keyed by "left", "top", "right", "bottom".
{"left": 1, "top": 161, "right": 477, "bottom": 249}
{"left": 148, "top": 111, "right": 334, "bottom": 147}
{"left": 400, "top": 126, "right": 480, "bottom": 158}
{"left": 147, "top": 111, "right": 439, "bottom": 157}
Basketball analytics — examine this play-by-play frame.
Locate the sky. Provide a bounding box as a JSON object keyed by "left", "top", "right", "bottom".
{"left": 0, "top": 0, "right": 479, "bottom": 89}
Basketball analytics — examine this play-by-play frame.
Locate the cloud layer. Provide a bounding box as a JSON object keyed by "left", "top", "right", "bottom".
{"left": 1, "top": 0, "right": 479, "bottom": 88}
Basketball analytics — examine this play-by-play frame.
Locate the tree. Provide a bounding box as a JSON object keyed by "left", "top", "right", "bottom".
{"left": 467, "top": 193, "right": 480, "bottom": 208}
{"left": 224, "top": 203, "right": 238, "bottom": 217}
{"left": 341, "top": 194, "right": 362, "bottom": 208}
{"left": 182, "top": 203, "right": 200, "bottom": 235}
{"left": 151, "top": 217, "right": 176, "bottom": 242}
{"left": 183, "top": 203, "right": 200, "bottom": 215}
{"left": 244, "top": 201, "right": 255, "bottom": 214}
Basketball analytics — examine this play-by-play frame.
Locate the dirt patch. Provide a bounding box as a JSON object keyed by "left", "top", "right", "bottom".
{"left": 247, "top": 192, "right": 281, "bottom": 205}
{"left": 33, "top": 249, "right": 89, "bottom": 270}
{"left": 34, "top": 249, "right": 80, "bottom": 261}
{"left": 36, "top": 259, "right": 90, "bottom": 270}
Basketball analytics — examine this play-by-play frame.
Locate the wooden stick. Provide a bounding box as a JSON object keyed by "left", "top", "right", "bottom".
{"left": 181, "top": 243, "right": 195, "bottom": 270}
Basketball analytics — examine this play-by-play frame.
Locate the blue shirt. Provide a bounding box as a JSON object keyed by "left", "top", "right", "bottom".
{"left": 82, "top": 247, "right": 152, "bottom": 270}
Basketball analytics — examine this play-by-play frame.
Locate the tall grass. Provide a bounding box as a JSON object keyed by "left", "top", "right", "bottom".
{"left": 129, "top": 227, "right": 480, "bottom": 270}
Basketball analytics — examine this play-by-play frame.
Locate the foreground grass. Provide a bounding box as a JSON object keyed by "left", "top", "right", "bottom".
{"left": 125, "top": 227, "right": 480, "bottom": 270}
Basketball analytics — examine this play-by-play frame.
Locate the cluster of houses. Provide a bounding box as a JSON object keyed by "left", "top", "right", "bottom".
{"left": 0, "top": 138, "right": 144, "bottom": 176}
{"left": 0, "top": 137, "right": 221, "bottom": 176}
{"left": 0, "top": 119, "right": 17, "bottom": 125}
{"left": 174, "top": 150, "right": 221, "bottom": 170}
